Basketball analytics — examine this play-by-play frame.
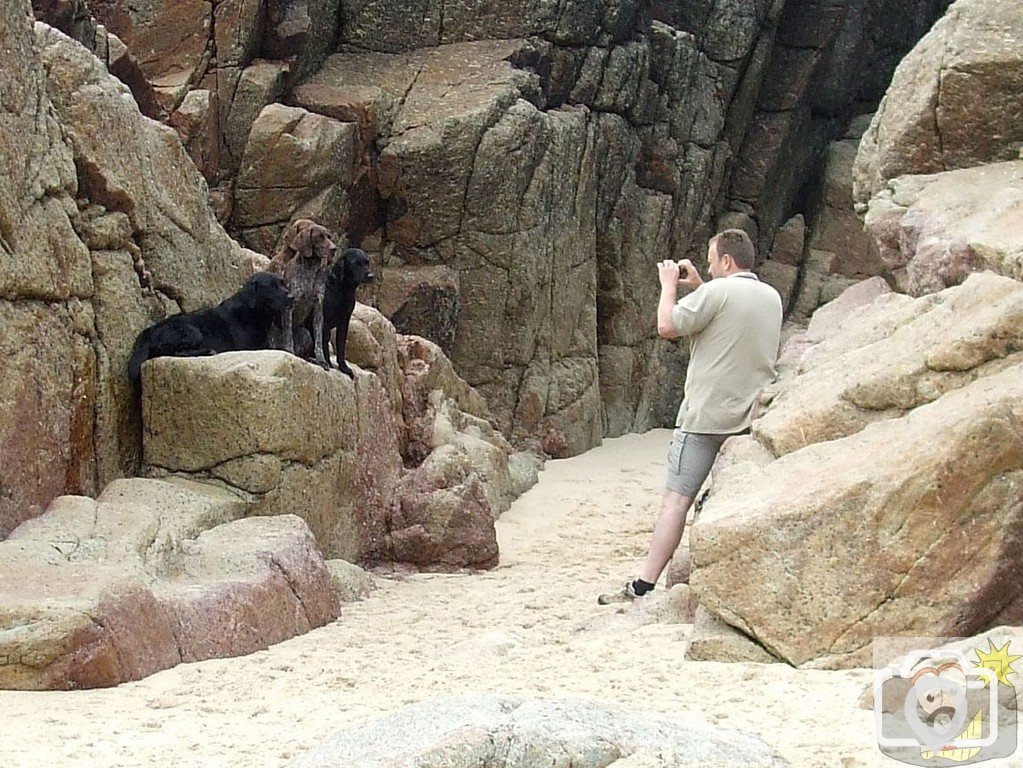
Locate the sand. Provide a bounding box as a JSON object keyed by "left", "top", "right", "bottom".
{"left": 0, "top": 429, "right": 1016, "bottom": 767}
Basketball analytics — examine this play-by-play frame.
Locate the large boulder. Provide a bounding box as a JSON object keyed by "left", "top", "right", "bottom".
{"left": 862, "top": 160, "right": 1023, "bottom": 296}
{"left": 0, "top": 477, "right": 338, "bottom": 689}
{"left": 755, "top": 272, "right": 1023, "bottom": 457}
{"left": 289, "top": 694, "right": 789, "bottom": 768}
{"left": 690, "top": 278, "right": 1023, "bottom": 669}
{"left": 140, "top": 333, "right": 535, "bottom": 569}
{"left": 233, "top": 103, "right": 357, "bottom": 250}
{"left": 140, "top": 351, "right": 396, "bottom": 564}
{"left": 854, "top": 0, "right": 1023, "bottom": 202}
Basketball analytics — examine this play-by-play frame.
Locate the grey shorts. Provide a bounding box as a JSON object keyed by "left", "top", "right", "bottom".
{"left": 665, "top": 428, "right": 731, "bottom": 497}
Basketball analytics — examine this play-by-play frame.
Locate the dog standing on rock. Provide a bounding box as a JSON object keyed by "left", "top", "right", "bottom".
{"left": 303, "top": 248, "right": 375, "bottom": 378}
{"left": 267, "top": 218, "right": 337, "bottom": 368}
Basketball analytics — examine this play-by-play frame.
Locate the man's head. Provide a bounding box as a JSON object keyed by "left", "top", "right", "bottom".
{"left": 708, "top": 229, "right": 756, "bottom": 278}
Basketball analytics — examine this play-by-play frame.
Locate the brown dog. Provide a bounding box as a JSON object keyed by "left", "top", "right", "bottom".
{"left": 267, "top": 218, "right": 337, "bottom": 368}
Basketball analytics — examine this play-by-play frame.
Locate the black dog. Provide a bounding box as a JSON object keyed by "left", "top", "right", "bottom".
{"left": 298, "top": 248, "right": 374, "bottom": 378}
{"left": 128, "top": 271, "right": 294, "bottom": 386}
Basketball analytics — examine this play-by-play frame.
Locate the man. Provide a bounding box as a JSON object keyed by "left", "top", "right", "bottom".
{"left": 599, "top": 229, "right": 782, "bottom": 604}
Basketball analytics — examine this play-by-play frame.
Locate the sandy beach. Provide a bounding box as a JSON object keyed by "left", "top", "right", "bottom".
{"left": 0, "top": 429, "right": 1016, "bottom": 767}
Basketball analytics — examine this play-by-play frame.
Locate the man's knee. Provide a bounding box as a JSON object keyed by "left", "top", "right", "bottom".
{"left": 661, "top": 490, "right": 693, "bottom": 516}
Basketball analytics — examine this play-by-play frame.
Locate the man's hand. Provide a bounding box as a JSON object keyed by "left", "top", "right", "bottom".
{"left": 657, "top": 259, "right": 680, "bottom": 290}
{"left": 675, "top": 259, "right": 704, "bottom": 290}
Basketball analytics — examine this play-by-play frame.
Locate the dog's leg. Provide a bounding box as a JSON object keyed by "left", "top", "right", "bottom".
{"left": 282, "top": 309, "right": 295, "bottom": 354}
{"left": 321, "top": 325, "right": 334, "bottom": 369}
{"left": 311, "top": 291, "right": 330, "bottom": 369}
{"left": 335, "top": 314, "right": 354, "bottom": 379}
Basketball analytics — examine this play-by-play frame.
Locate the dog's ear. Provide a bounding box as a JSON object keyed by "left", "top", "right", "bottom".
{"left": 293, "top": 226, "right": 314, "bottom": 261}
{"left": 343, "top": 248, "right": 358, "bottom": 279}
{"left": 240, "top": 276, "right": 264, "bottom": 310}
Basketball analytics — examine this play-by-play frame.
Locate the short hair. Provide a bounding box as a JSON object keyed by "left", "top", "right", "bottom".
{"left": 711, "top": 229, "right": 756, "bottom": 270}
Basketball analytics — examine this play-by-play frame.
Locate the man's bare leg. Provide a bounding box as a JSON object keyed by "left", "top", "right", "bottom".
{"left": 636, "top": 489, "right": 694, "bottom": 585}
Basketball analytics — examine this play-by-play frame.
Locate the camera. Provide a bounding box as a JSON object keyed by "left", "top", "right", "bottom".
{"left": 874, "top": 648, "right": 1017, "bottom": 765}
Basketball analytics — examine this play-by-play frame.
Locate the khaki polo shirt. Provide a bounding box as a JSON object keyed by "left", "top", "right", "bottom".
{"left": 670, "top": 272, "right": 782, "bottom": 434}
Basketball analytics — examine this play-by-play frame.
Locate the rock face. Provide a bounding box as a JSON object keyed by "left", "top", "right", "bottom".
{"left": 294, "top": 41, "right": 606, "bottom": 455}
{"left": 0, "top": 478, "right": 338, "bottom": 690}
{"left": 0, "top": 13, "right": 246, "bottom": 538}
{"left": 685, "top": 607, "right": 778, "bottom": 665}
{"left": 854, "top": 0, "right": 1023, "bottom": 202}
{"left": 690, "top": 275, "right": 1023, "bottom": 669}
{"left": 807, "top": 116, "right": 882, "bottom": 279}
{"left": 6, "top": 0, "right": 956, "bottom": 539}
{"left": 288, "top": 693, "right": 789, "bottom": 768}
{"left": 232, "top": 102, "right": 358, "bottom": 251}
{"left": 724, "top": 0, "right": 952, "bottom": 247}
{"left": 863, "top": 161, "right": 1023, "bottom": 296}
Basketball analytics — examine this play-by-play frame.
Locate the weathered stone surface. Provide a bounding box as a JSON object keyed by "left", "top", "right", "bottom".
{"left": 389, "top": 447, "right": 499, "bottom": 570}
{"left": 325, "top": 559, "right": 376, "bottom": 602}
{"left": 729, "top": 0, "right": 950, "bottom": 246}
{"left": 31, "top": 1, "right": 166, "bottom": 119}
{"left": 37, "top": 23, "right": 240, "bottom": 309}
{"left": 801, "top": 275, "right": 892, "bottom": 346}
{"left": 338, "top": 1, "right": 638, "bottom": 54}
{"left": 277, "top": 2, "right": 949, "bottom": 452}
{"left": 99, "top": 0, "right": 210, "bottom": 107}
{"left": 376, "top": 265, "right": 459, "bottom": 350}
{"left": 154, "top": 514, "right": 337, "bottom": 662}
{"left": 234, "top": 103, "right": 357, "bottom": 239}
{"left": 691, "top": 288, "right": 1023, "bottom": 668}
{"left": 863, "top": 161, "right": 1023, "bottom": 296}
{"left": 755, "top": 272, "right": 1023, "bottom": 457}
{"left": 348, "top": 303, "right": 405, "bottom": 420}
{"left": 168, "top": 88, "right": 218, "bottom": 178}
{"left": 1, "top": 19, "right": 82, "bottom": 305}
{"left": 854, "top": 0, "right": 1023, "bottom": 202}
{"left": 767, "top": 214, "right": 805, "bottom": 267}
{"left": 656, "top": 583, "right": 698, "bottom": 624}
{"left": 0, "top": 478, "right": 338, "bottom": 689}
{"left": 263, "top": 0, "right": 338, "bottom": 82}
{"left": 222, "top": 60, "right": 288, "bottom": 175}
{"left": 385, "top": 332, "right": 529, "bottom": 567}
{"left": 296, "top": 42, "right": 621, "bottom": 454}
{"left": 141, "top": 351, "right": 376, "bottom": 560}
{"left": 0, "top": 300, "right": 96, "bottom": 537}
{"left": 758, "top": 259, "right": 798, "bottom": 314}
{"left": 397, "top": 335, "right": 486, "bottom": 459}
{"left": 808, "top": 121, "right": 880, "bottom": 278}
{"left": 665, "top": 545, "right": 692, "bottom": 587}
{"left": 289, "top": 694, "right": 789, "bottom": 768}
{"left": 414, "top": 93, "right": 603, "bottom": 454}
{"left": 141, "top": 337, "right": 534, "bottom": 569}
{"left": 685, "top": 606, "right": 778, "bottom": 664}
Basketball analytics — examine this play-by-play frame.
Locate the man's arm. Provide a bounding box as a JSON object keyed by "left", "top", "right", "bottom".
{"left": 657, "top": 259, "right": 703, "bottom": 338}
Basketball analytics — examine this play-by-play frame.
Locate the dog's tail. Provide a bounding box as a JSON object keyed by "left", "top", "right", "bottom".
{"left": 127, "top": 329, "right": 152, "bottom": 388}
